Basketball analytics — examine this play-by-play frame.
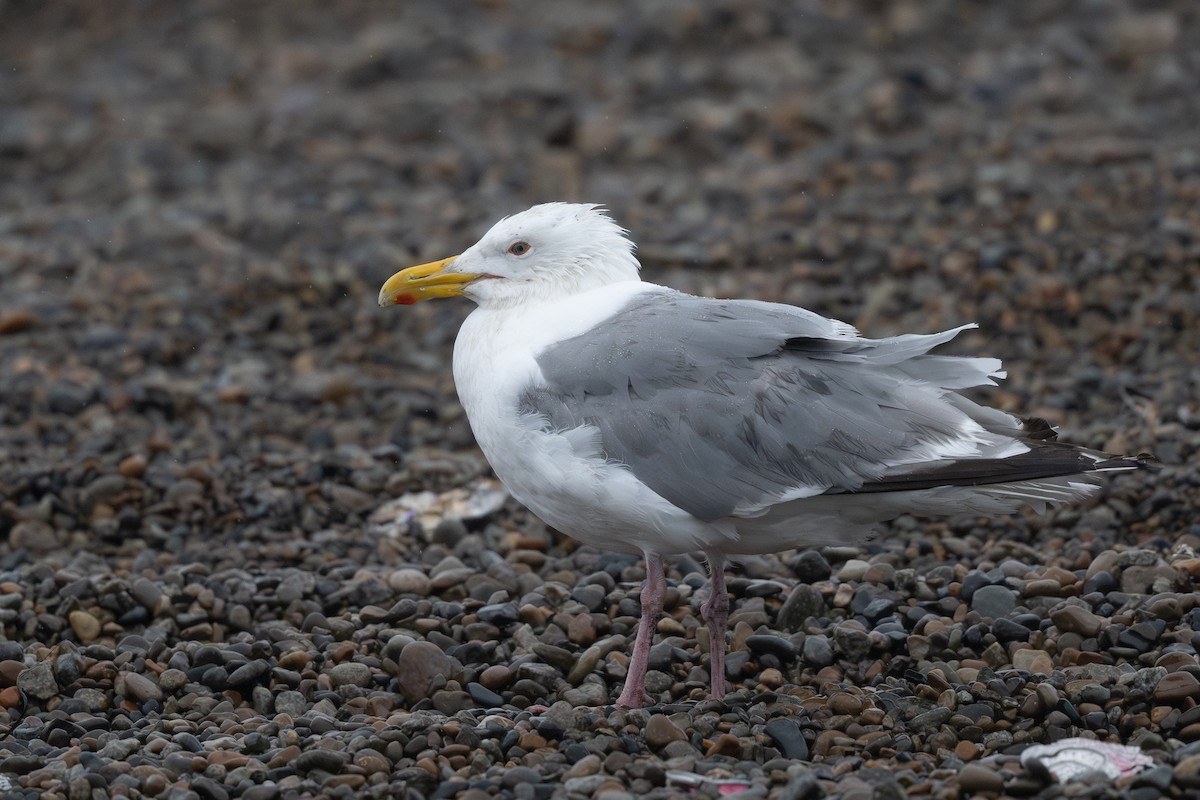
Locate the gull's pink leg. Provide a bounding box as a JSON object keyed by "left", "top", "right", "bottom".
{"left": 701, "top": 553, "right": 729, "bottom": 700}
{"left": 615, "top": 551, "right": 665, "bottom": 708}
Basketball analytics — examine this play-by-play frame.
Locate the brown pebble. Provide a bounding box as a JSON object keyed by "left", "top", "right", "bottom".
{"left": 644, "top": 714, "right": 687, "bottom": 748}
{"left": 118, "top": 454, "right": 148, "bottom": 478}
{"left": 395, "top": 641, "right": 456, "bottom": 705}
{"left": 829, "top": 693, "right": 864, "bottom": 716}
{"left": 0, "top": 686, "right": 20, "bottom": 709}
{"left": 207, "top": 751, "right": 247, "bottom": 768}
{"left": 562, "top": 754, "right": 602, "bottom": 779}
{"left": 1050, "top": 605, "right": 1103, "bottom": 637}
{"left": 478, "top": 664, "right": 512, "bottom": 691}
{"left": 0, "top": 660, "right": 23, "bottom": 687}
{"left": 758, "top": 668, "right": 784, "bottom": 690}
{"left": 216, "top": 384, "right": 248, "bottom": 403}
{"left": 1155, "top": 671, "right": 1200, "bottom": 702}
{"left": 860, "top": 707, "right": 886, "bottom": 725}
{"left": 0, "top": 308, "right": 36, "bottom": 335}
{"left": 1175, "top": 754, "right": 1200, "bottom": 790}
{"left": 518, "top": 731, "right": 547, "bottom": 750}
{"left": 353, "top": 752, "right": 391, "bottom": 774}
{"left": 69, "top": 610, "right": 102, "bottom": 642}
{"left": 958, "top": 763, "right": 1004, "bottom": 793}
{"left": 567, "top": 614, "right": 597, "bottom": 645}
{"left": 705, "top": 733, "right": 742, "bottom": 758}
{"left": 955, "top": 740, "right": 980, "bottom": 761}
{"left": 120, "top": 671, "right": 162, "bottom": 702}
{"left": 267, "top": 745, "right": 301, "bottom": 769}
{"left": 277, "top": 650, "right": 311, "bottom": 670}
{"left": 388, "top": 568, "right": 432, "bottom": 595}
{"left": 1012, "top": 648, "right": 1053, "bottom": 674}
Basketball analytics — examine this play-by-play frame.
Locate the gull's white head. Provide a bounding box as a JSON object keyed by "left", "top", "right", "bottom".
{"left": 378, "top": 203, "right": 642, "bottom": 310}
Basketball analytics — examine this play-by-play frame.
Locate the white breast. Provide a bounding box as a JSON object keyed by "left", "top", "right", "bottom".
{"left": 451, "top": 281, "right": 727, "bottom": 555}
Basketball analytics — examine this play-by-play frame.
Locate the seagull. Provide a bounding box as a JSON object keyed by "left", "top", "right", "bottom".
{"left": 379, "top": 202, "right": 1152, "bottom": 708}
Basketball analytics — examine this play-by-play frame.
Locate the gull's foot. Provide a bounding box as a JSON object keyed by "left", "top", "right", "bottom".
{"left": 710, "top": 674, "right": 727, "bottom": 700}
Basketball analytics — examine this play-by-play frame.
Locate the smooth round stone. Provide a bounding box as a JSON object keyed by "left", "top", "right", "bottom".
{"left": 68, "top": 610, "right": 102, "bottom": 641}
{"left": 274, "top": 690, "right": 308, "bottom": 717}
{"left": 1175, "top": 755, "right": 1200, "bottom": 790}
{"left": 394, "top": 641, "right": 455, "bottom": 705}
{"left": 837, "top": 559, "right": 870, "bottom": 582}
{"left": 1012, "top": 649, "right": 1053, "bottom": 674}
{"left": 971, "top": 585, "right": 1016, "bottom": 619}
{"left": 1051, "top": 605, "right": 1104, "bottom": 637}
{"left": 327, "top": 662, "right": 372, "bottom": 688}
{"left": 562, "top": 754, "right": 602, "bottom": 779}
{"left": 121, "top": 671, "right": 162, "bottom": 702}
{"left": 388, "top": 569, "right": 432, "bottom": 596}
{"left": 644, "top": 715, "right": 687, "bottom": 748}
{"left": 479, "top": 664, "right": 513, "bottom": 690}
{"left": 958, "top": 763, "right": 1005, "bottom": 793}
{"left": 829, "top": 693, "right": 864, "bottom": 716}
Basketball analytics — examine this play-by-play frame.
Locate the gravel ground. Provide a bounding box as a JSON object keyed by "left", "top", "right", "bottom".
{"left": 1, "top": 2, "right": 1199, "bottom": 798}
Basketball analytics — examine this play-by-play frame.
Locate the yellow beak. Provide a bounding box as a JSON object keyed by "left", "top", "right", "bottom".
{"left": 377, "top": 257, "right": 482, "bottom": 306}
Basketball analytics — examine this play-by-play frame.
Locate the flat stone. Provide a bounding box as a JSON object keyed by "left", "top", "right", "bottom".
{"left": 958, "top": 763, "right": 1004, "bottom": 793}
{"left": 644, "top": 715, "right": 687, "bottom": 748}
{"left": 1155, "top": 671, "right": 1200, "bottom": 702}
{"left": 1050, "top": 605, "right": 1103, "bottom": 637}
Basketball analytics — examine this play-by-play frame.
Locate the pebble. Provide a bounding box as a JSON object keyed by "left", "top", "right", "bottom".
{"left": 958, "top": 764, "right": 1005, "bottom": 793}
{"left": 1012, "top": 649, "right": 1054, "bottom": 674}
{"left": 970, "top": 585, "right": 1016, "bottom": 619}
{"left": 68, "top": 609, "right": 102, "bottom": 641}
{"left": 1050, "top": 605, "right": 1105, "bottom": 637}
{"left": 394, "top": 641, "right": 456, "bottom": 704}
{"left": 764, "top": 718, "right": 809, "bottom": 761}
{"left": 120, "top": 671, "right": 162, "bottom": 702}
{"left": 1155, "top": 672, "right": 1200, "bottom": 702}
{"left": 644, "top": 715, "right": 688, "bottom": 748}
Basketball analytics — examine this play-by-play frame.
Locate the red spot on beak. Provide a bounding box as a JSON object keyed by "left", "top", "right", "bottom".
{"left": 395, "top": 294, "right": 415, "bottom": 305}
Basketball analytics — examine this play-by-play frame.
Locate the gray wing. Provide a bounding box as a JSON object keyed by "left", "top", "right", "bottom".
{"left": 518, "top": 289, "right": 1089, "bottom": 522}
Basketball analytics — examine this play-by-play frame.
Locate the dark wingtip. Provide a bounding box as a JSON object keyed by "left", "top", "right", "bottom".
{"left": 1094, "top": 452, "right": 1162, "bottom": 472}
{"left": 1021, "top": 417, "right": 1059, "bottom": 441}
{"left": 1134, "top": 452, "right": 1162, "bottom": 471}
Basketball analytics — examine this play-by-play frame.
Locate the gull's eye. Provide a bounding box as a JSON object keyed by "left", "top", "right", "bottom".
{"left": 507, "top": 241, "right": 531, "bottom": 256}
